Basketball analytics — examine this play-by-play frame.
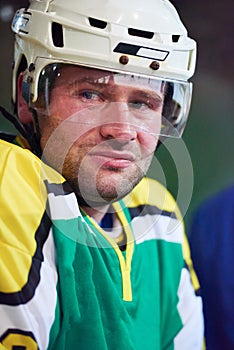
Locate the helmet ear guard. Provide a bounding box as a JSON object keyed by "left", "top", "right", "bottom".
{"left": 162, "top": 83, "right": 183, "bottom": 130}
{"left": 22, "top": 81, "right": 30, "bottom": 104}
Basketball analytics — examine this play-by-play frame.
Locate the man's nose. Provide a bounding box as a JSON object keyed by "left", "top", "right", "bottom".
{"left": 99, "top": 102, "right": 137, "bottom": 141}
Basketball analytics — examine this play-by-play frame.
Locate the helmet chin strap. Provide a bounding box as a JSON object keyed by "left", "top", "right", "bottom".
{"left": 0, "top": 105, "right": 42, "bottom": 157}
{"left": 29, "top": 107, "right": 42, "bottom": 157}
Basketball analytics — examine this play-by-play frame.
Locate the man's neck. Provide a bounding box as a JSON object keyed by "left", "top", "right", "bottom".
{"left": 80, "top": 204, "right": 111, "bottom": 223}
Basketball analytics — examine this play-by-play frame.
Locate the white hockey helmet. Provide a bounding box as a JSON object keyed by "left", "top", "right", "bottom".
{"left": 11, "top": 0, "right": 197, "bottom": 137}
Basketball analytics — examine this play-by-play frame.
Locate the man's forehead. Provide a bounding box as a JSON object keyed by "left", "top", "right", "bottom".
{"left": 61, "top": 65, "right": 163, "bottom": 92}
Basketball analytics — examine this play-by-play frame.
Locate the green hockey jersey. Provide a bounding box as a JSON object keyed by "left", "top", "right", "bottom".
{"left": 0, "top": 140, "right": 203, "bottom": 349}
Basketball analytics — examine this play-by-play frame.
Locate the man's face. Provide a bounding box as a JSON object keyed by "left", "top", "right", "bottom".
{"left": 37, "top": 65, "right": 163, "bottom": 206}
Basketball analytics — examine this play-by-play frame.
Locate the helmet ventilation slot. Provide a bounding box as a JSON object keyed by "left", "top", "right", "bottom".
{"left": 88, "top": 17, "right": 107, "bottom": 29}
{"left": 172, "top": 35, "right": 180, "bottom": 42}
{"left": 128, "top": 28, "right": 154, "bottom": 39}
{"left": 52, "top": 22, "right": 64, "bottom": 47}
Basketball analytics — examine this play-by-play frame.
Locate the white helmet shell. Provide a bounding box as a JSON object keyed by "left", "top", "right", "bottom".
{"left": 11, "top": 0, "right": 196, "bottom": 103}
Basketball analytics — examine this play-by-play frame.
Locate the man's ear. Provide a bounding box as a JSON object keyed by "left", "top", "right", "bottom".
{"left": 17, "top": 72, "right": 34, "bottom": 124}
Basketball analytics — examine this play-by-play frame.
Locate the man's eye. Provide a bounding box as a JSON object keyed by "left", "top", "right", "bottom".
{"left": 80, "top": 90, "right": 102, "bottom": 101}
{"left": 129, "top": 100, "right": 153, "bottom": 110}
{"left": 69, "top": 88, "right": 103, "bottom": 101}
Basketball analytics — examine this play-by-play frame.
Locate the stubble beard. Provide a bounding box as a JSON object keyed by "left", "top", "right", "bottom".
{"left": 62, "top": 153, "right": 153, "bottom": 208}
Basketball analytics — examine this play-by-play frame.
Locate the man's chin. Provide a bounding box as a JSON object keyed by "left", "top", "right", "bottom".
{"left": 76, "top": 191, "right": 126, "bottom": 208}
{"left": 64, "top": 163, "right": 146, "bottom": 208}
{"left": 76, "top": 176, "right": 143, "bottom": 209}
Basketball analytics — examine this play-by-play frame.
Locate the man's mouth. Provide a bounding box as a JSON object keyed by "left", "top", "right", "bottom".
{"left": 89, "top": 149, "right": 136, "bottom": 169}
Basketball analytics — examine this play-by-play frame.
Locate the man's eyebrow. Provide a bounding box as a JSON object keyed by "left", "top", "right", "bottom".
{"left": 67, "top": 77, "right": 94, "bottom": 86}
{"left": 132, "top": 89, "right": 163, "bottom": 102}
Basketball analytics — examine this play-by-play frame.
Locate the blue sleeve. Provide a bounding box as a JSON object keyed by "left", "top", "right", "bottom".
{"left": 189, "top": 186, "right": 234, "bottom": 349}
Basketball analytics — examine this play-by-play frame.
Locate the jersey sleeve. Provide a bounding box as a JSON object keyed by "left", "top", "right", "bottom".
{"left": 0, "top": 140, "right": 62, "bottom": 350}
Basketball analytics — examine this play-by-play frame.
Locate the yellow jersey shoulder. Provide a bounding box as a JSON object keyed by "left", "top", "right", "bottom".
{"left": 0, "top": 140, "right": 61, "bottom": 295}
{"left": 123, "top": 176, "right": 182, "bottom": 220}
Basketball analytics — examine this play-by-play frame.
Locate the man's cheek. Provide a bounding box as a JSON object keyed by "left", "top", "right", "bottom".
{"left": 138, "top": 132, "right": 159, "bottom": 157}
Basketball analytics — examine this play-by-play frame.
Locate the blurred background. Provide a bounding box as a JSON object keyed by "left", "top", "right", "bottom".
{"left": 0, "top": 0, "right": 233, "bottom": 229}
